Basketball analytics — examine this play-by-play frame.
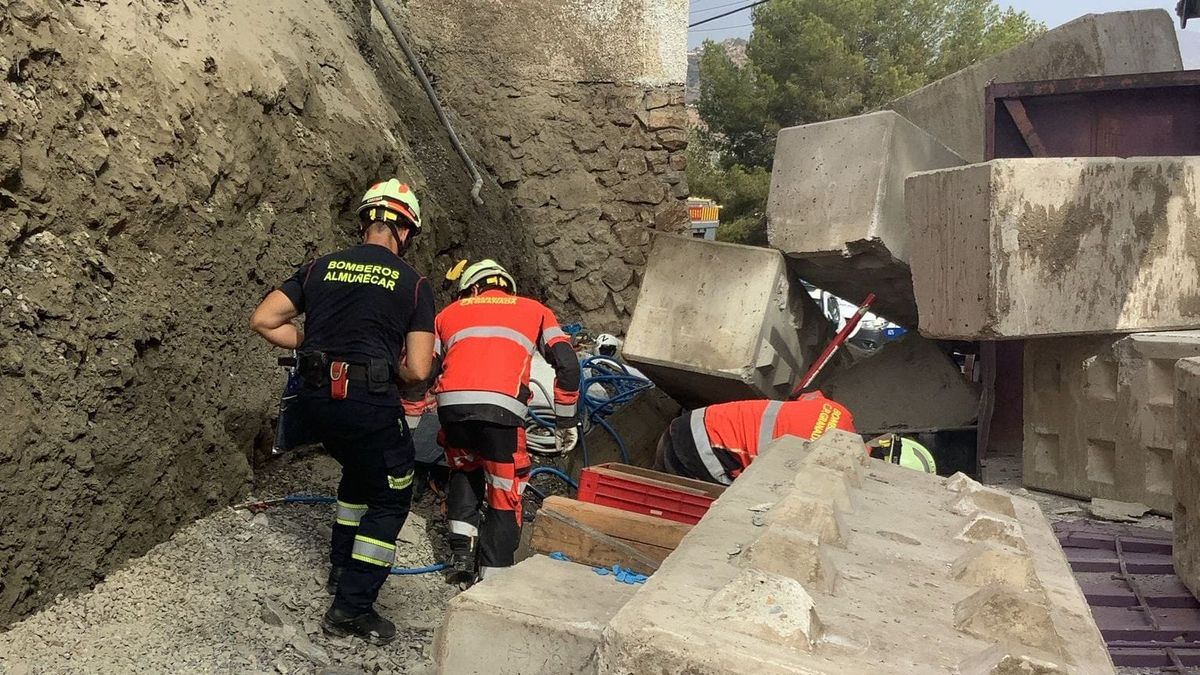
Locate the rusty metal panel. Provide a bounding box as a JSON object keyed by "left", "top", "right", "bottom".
{"left": 986, "top": 70, "right": 1200, "bottom": 160}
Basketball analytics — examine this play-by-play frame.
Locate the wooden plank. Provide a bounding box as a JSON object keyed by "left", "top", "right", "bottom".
{"left": 529, "top": 507, "right": 661, "bottom": 575}
{"left": 541, "top": 496, "right": 692, "bottom": 550}
{"left": 1002, "top": 98, "right": 1049, "bottom": 157}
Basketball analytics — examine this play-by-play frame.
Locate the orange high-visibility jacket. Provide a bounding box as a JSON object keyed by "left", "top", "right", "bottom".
{"left": 434, "top": 289, "right": 581, "bottom": 428}
{"left": 692, "top": 393, "right": 856, "bottom": 483}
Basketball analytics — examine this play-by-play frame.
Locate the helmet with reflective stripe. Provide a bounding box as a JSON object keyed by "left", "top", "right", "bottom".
{"left": 357, "top": 179, "right": 422, "bottom": 235}
{"left": 452, "top": 259, "right": 516, "bottom": 294}
{"left": 867, "top": 434, "right": 937, "bottom": 474}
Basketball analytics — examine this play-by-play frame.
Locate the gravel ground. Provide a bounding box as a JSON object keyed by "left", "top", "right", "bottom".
{"left": 0, "top": 449, "right": 456, "bottom": 674}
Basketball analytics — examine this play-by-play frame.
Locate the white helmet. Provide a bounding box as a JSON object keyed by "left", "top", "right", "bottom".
{"left": 595, "top": 333, "right": 623, "bottom": 357}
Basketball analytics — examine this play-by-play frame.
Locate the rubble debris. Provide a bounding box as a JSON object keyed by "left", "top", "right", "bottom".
{"left": 909, "top": 158, "right": 1200, "bottom": 339}
{"left": 1087, "top": 499, "right": 1151, "bottom": 523}
{"left": 890, "top": 10, "right": 1182, "bottom": 161}
{"left": 624, "top": 234, "right": 829, "bottom": 407}
{"left": 817, "top": 333, "right": 979, "bottom": 432}
{"left": 767, "top": 111, "right": 964, "bottom": 326}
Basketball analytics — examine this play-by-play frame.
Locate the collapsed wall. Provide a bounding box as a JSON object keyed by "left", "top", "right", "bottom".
{"left": 406, "top": 0, "right": 691, "bottom": 334}
{"left": 0, "top": 0, "right": 543, "bottom": 625}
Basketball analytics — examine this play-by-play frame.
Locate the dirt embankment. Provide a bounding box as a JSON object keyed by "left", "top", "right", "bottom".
{"left": 0, "top": 0, "right": 528, "bottom": 625}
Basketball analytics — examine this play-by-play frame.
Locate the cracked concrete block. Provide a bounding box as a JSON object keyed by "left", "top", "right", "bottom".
{"left": 623, "top": 234, "right": 827, "bottom": 407}
{"left": 909, "top": 158, "right": 1200, "bottom": 339}
{"left": 434, "top": 555, "right": 637, "bottom": 675}
{"left": 744, "top": 525, "right": 837, "bottom": 594}
{"left": 952, "top": 543, "right": 1040, "bottom": 591}
{"left": 957, "top": 644, "right": 1069, "bottom": 675}
{"left": 768, "top": 493, "right": 846, "bottom": 545}
{"left": 598, "top": 429, "right": 1113, "bottom": 674}
{"left": 767, "top": 111, "right": 964, "bottom": 325}
{"left": 1174, "top": 358, "right": 1200, "bottom": 598}
{"left": 957, "top": 513, "right": 1026, "bottom": 550}
{"left": 954, "top": 586, "right": 1059, "bottom": 655}
{"left": 890, "top": 10, "right": 1182, "bottom": 162}
{"left": 793, "top": 465, "right": 854, "bottom": 512}
{"left": 707, "top": 568, "right": 823, "bottom": 650}
{"left": 949, "top": 485, "right": 1017, "bottom": 519}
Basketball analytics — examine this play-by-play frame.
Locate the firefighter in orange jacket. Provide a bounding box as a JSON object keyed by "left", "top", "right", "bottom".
{"left": 654, "top": 393, "right": 857, "bottom": 485}
{"left": 434, "top": 259, "right": 581, "bottom": 582}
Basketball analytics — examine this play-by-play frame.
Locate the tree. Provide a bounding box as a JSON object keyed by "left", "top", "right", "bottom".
{"left": 691, "top": 0, "right": 1043, "bottom": 244}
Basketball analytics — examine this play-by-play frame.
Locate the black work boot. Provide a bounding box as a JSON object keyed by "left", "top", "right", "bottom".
{"left": 321, "top": 605, "right": 396, "bottom": 645}
{"left": 445, "top": 551, "right": 475, "bottom": 588}
{"left": 325, "top": 565, "right": 344, "bottom": 595}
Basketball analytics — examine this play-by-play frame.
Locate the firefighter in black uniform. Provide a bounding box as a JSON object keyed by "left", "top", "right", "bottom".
{"left": 250, "top": 179, "right": 435, "bottom": 645}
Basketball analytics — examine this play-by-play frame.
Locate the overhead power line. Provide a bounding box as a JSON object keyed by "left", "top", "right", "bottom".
{"left": 689, "top": 0, "right": 751, "bottom": 15}
{"left": 689, "top": 22, "right": 753, "bottom": 32}
{"left": 687, "top": 0, "right": 772, "bottom": 28}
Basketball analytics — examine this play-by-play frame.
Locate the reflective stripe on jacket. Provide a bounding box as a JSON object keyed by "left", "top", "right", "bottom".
{"left": 689, "top": 393, "right": 857, "bottom": 484}
{"left": 434, "top": 290, "right": 581, "bottom": 427}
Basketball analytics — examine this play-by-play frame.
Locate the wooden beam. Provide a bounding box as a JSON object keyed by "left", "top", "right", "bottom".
{"left": 539, "top": 496, "right": 693, "bottom": 551}
{"left": 529, "top": 507, "right": 662, "bottom": 575}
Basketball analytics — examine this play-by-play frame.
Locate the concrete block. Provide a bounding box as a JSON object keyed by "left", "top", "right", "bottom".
{"left": 766, "top": 111, "right": 964, "bottom": 325}
{"left": 890, "top": 10, "right": 1182, "bottom": 162}
{"left": 792, "top": 465, "right": 854, "bottom": 512}
{"left": 957, "top": 513, "right": 1027, "bottom": 550}
{"left": 1022, "top": 336, "right": 1123, "bottom": 502}
{"left": 949, "top": 485, "right": 1018, "bottom": 519}
{"left": 909, "top": 158, "right": 1200, "bottom": 339}
{"left": 598, "top": 430, "right": 1114, "bottom": 674}
{"left": 1117, "top": 331, "right": 1200, "bottom": 513}
{"left": 623, "top": 234, "right": 827, "bottom": 407}
{"left": 1175, "top": 357, "right": 1200, "bottom": 598}
{"left": 1024, "top": 332, "right": 1200, "bottom": 513}
{"left": 818, "top": 333, "right": 980, "bottom": 431}
{"left": 767, "top": 494, "right": 846, "bottom": 546}
{"left": 434, "top": 555, "right": 637, "bottom": 675}
{"left": 957, "top": 644, "right": 1070, "bottom": 675}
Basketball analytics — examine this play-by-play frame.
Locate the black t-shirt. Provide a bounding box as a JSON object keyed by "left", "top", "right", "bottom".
{"left": 280, "top": 243, "right": 435, "bottom": 405}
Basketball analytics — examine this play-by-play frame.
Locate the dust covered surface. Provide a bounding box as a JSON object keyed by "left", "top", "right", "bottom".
{"left": 0, "top": 451, "right": 456, "bottom": 673}
{"left": 0, "top": 0, "right": 529, "bottom": 625}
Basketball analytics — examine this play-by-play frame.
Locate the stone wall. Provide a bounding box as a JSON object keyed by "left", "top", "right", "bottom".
{"left": 406, "top": 0, "right": 691, "bottom": 333}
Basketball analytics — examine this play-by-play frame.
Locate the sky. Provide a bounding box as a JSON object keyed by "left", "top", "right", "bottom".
{"left": 687, "top": 0, "right": 1190, "bottom": 49}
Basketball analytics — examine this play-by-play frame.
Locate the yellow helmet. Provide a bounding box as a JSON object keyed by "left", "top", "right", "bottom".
{"left": 357, "top": 179, "right": 422, "bottom": 234}
{"left": 446, "top": 259, "right": 516, "bottom": 294}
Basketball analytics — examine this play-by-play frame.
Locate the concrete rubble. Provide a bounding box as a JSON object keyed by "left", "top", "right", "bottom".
{"left": 767, "top": 111, "right": 964, "bottom": 326}
{"left": 889, "top": 9, "right": 1182, "bottom": 162}
{"left": 816, "top": 333, "right": 979, "bottom": 433}
{"left": 1176, "top": 358, "right": 1200, "bottom": 597}
{"left": 1024, "top": 332, "right": 1200, "bottom": 514}
{"left": 908, "top": 158, "right": 1200, "bottom": 340}
{"left": 435, "top": 431, "right": 1114, "bottom": 674}
{"left": 623, "top": 234, "right": 828, "bottom": 407}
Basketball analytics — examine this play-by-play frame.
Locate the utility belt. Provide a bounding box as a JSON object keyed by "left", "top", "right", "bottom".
{"left": 281, "top": 352, "right": 397, "bottom": 400}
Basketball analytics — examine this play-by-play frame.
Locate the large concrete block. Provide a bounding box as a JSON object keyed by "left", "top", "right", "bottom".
{"left": 766, "top": 111, "right": 964, "bottom": 325}
{"left": 1117, "top": 331, "right": 1200, "bottom": 513}
{"left": 1023, "top": 336, "right": 1123, "bottom": 504}
{"left": 909, "top": 158, "right": 1200, "bottom": 340}
{"left": 598, "top": 431, "right": 1113, "bottom": 674}
{"left": 1024, "top": 332, "right": 1200, "bottom": 514}
{"left": 890, "top": 10, "right": 1182, "bottom": 162}
{"left": 624, "top": 234, "right": 827, "bottom": 407}
{"left": 817, "top": 333, "right": 979, "bottom": 432}
{"left": 434, "top": 555, "right": 638, "bottom": 675}
{"left": 1175, "top": 358, "right": 1200, "bottom": 597}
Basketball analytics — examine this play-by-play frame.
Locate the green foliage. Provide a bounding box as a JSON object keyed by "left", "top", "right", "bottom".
{"left": 692, "top": 0, "right": 1043, "bottom": 244}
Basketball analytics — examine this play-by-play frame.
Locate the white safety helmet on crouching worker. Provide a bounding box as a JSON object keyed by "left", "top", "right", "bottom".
{"left": 594, "top": 333, "right": 622, "bottom": 357}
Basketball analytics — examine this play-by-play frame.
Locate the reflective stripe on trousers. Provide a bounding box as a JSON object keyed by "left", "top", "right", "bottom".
{"left": 336, "top": 501, "right": 368, "bottom": 527}
{"left": 437, "top": 390, "right": 529, "bottom": 418}
{"left": 757, "top": 401, "right": 784, "bottom": 454}
{"left": 351, "top": 535, "right": 396, "bottom": 568}
{"left": 448, "top": 520, "right": 479, "bottom": 537}
{"left": 689, "top": 408, "right": 732, "bottom": 486}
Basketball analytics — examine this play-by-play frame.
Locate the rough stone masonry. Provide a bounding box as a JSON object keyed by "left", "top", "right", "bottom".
{"left": 406, "top": 0, "right": 691, "bottom": 334}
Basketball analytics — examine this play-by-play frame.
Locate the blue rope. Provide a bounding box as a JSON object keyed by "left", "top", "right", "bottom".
{"left": 391, "top": 563, "right": 448, "bottom": 575}
{"left": 529, "top": 466, "right": 579, "bottom": 490}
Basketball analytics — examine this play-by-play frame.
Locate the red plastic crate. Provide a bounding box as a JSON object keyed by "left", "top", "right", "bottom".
{"left": 576, "top": 463, "right": 726, "bottom": 525}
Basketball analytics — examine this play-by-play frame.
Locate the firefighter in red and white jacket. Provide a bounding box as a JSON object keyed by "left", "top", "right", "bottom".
{"left": 433, "top": 259, "right": 581, "bottom": 582}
